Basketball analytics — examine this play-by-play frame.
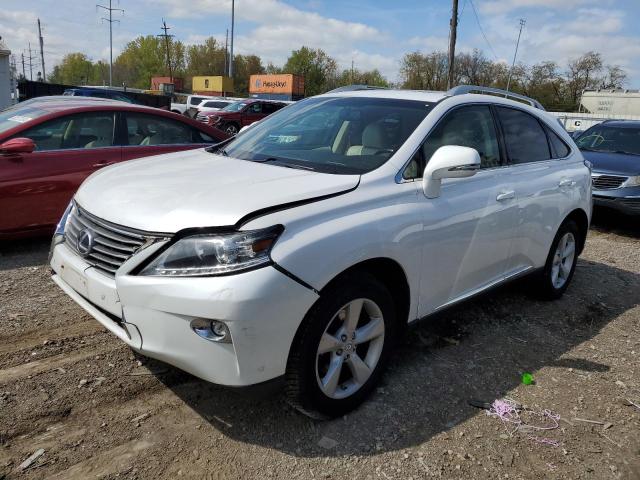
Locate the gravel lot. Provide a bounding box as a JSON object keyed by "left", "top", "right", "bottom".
{"left": 1, "top": 209, "right": 639, "bottom": 480}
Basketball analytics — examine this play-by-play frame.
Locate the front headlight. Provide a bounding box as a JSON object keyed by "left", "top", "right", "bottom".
{"left": 55, "top": 202, "right": 73, "bottom": 236}
{"left": 139, "top": 226, "right": 283, "bottom": 277}
{"left": 621, "top": 175, "right": 640, "bottom": 188}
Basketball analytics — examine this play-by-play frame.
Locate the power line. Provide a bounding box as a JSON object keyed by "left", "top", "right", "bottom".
{"left": 97, "top": 0, "right": 124, "bottom": 86}
{"left": 468, "top": 0, "right": 498, "bottom": 60}
{"left": 157, "top": 19, "right": 174, "bottom": 83}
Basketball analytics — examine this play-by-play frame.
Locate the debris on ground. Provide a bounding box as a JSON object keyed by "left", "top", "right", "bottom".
{"left": 17, "top": 448, "right": 44, "bottom": 471}
{"left": 486, "top": 398, "right": 561, "bottom": 447}
{"left": 317, "top": 436, "right": 338, "bottom": 450}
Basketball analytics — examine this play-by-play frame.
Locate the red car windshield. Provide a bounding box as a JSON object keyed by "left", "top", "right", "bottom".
{"left": 0, "top": 105, "right": 48, "bottom": 135}
{"left": 221, "top": 102, "right": 248, "bottom": 112}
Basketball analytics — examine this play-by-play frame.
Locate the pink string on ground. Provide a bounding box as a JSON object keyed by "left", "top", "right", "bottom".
{"left": 486, "top": 398, "right": 561, "bottom": 447}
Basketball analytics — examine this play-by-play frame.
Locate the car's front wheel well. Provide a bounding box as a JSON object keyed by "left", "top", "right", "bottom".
{"left": 320, "top": 258, "right": 411, "bottom": 330}
{"left": 564, "top": 208, "right": 589, "bottom": 255}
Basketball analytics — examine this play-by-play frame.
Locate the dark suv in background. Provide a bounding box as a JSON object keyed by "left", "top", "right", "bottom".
{"left": 200, "top": 99, "right": 288, "bottom": 135}
{"left": 576, "top": 120, "right": 640, "bottom": 215}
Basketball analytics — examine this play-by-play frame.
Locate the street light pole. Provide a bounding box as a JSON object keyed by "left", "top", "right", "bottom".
{"left": 229, "top": 0, "right": 235, "bottom": 79}
{"left": 506, "top": 19, "right": 526, "bottom": 93}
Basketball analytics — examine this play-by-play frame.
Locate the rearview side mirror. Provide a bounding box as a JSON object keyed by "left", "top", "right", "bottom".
{"left": 422, "top": 145, "right": 481, "bottom": 198}
{"left": 0, "top": 137, "right": 36, "bottom": 155}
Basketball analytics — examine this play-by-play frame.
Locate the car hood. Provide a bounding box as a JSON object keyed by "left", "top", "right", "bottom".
{"left": 75, "top": 148, "right": 359, "bottom": 233}
{"left": 582, "top": 150, "right": 640, "bottom": 176}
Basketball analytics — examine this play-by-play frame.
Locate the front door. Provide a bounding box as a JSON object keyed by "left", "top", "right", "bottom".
{"left": 407, "top": 104, "right": 518, "bottom": 315}
{"left": 0, "top": 111, "right": 120, "bottom": 235}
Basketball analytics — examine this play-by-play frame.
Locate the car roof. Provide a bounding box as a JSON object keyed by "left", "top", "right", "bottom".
{"left": 15, "top": 97, "right": 158, "bottom": 113}
{"left": 317, "top": 89, "right": 447, "bottom": 103}
{"left": 601, "top": 120, "right": 640, "bottom": 128}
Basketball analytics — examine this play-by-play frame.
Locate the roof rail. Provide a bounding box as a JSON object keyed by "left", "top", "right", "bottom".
{"left": 327, "top": 84, "right": 389, "bottom": 93}
{"left": 447, "top": 85, "right": 545, "bottom": 111}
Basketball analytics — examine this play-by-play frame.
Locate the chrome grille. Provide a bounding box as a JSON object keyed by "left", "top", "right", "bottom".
{"left": 64, "top": 205, "right": 167, "bottom": 276}
{"left": 592, "top": 174, "right": 627, "bottom": 190}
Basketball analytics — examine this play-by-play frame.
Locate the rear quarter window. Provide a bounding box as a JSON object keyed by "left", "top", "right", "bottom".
{"left": 496, "top": 107, "right": 551, "bottom": 164}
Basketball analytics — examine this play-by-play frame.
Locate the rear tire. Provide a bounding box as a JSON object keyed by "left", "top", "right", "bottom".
{"left": 535, "top": 220, "right": 580, "bottom": 300}
{"left": 285, "top": 273, "right": 396, "bottom": 419}
{"left": 224, "top": 123, "right": 239, "bottom": 136}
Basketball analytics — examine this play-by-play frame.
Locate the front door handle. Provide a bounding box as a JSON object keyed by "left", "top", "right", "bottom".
{"left": 496, "top": 190, "right": 515, "bottom": 202}
{"left": 559, "top": 178, "right": 576, "bottom": 188}
{"left": 93, "top": 161, "right": 115, "bottom": 168}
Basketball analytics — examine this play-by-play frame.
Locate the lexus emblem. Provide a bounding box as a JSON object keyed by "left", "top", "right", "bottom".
{"left": 76, "top": 228, "right": 95, "bottom": 257}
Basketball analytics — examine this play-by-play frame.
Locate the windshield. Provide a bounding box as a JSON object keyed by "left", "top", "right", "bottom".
{"left": 220, "top": 96, "right": 433, "bottom": 174}
{"left": 576, "top": 124, "right": 640, "bottom": 155}
{"left": 0, "top": 104, "right": 47, "bottom": 135}
{"left": 222, "top": 101, "right": 248, "bottom": 112}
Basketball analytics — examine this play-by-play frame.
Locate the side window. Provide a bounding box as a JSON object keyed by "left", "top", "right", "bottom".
{"left": 250, "top": 103, "right": 263, "bottom": 114}
{"left": 404, "top": 105, "right": 500, "bottom": 179}
{"left": 546, "top": 127, "right": 571, "bottom": 158}
{"left": 125, "top": 113, "right": 196, "bottom": 146}
{"left": 496, "top": 107, "right": 551, "bottom": 164}
{"left": 262, "top": 103, "right": 281, "bottom": 115}
{"left": 19, "top": 113, "right": 115, "bottom": 151}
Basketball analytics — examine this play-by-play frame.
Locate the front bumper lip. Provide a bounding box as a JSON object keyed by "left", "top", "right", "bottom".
{"left": 50, "top": 242, "right": 319, "bottom": 386}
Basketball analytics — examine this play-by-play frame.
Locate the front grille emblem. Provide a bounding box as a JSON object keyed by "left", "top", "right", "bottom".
{"left": 76, "top": 228, "right": 95, "bottom": 257}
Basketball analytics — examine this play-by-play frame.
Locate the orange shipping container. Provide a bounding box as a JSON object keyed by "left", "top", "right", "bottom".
{"left": 250, "top": 74, "right": 305, "bottom": 95}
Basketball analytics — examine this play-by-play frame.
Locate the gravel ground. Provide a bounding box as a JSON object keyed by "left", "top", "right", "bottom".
{"left": 0, "top": 209, "right": 639, "bottom": 480}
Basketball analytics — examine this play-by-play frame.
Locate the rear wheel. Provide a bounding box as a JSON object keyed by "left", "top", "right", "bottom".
{"left": 286, "top": 274, "right": 396, "bottom": 419}
{"left": 536, "top": 220, "right": 579, "bottom": 299}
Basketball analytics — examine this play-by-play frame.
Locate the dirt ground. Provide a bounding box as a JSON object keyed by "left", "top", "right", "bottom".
{"left": 1, "top": 209, "right": 639, "bottom": 480}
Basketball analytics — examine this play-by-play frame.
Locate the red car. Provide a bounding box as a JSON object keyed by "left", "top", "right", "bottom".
{"left": 199, "top": 99, "right": 288, "bottom": 135}
{"left": 0, "top": 97, "right": 228, "bottom": 239}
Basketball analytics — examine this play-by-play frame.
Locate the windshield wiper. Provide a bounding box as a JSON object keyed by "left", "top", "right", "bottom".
{"left": 205, "top": 136, "right": 235, "bottom": 156}
{"left": 258, "top": 157, "right": 317, "bottom": 171}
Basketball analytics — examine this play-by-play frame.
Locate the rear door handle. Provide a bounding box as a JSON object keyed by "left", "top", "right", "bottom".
{"left": 559, "top": 179, "right": 576, "bottom": 188}
{"left": 93, "top": 161, "right": 115, "bottom": 168}
{"left": 496, "top": 190, "right": 515, "bottom": 202}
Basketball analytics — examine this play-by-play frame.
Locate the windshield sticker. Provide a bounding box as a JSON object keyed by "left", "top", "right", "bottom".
{"left": 8, "top": 115, "right": 32, "bottom": 124}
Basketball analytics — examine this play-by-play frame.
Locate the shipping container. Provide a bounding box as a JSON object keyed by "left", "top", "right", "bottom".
{"left": 249, "top": 74, "right": 304, "bottom": 96}
{"left": 250, "top": 93, "right": 302, "bottom": 101}
{"left": 150, "top": 76, "right": 184, "bottom": 92}
{"left": 192, "top": 76, "right": 234, "bottom": 95}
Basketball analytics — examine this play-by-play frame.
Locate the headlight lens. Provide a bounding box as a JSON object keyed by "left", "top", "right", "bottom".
{"left": 139, "top": 226, "right": 282, "bottom": 277}
{"left": 621, "top": 175, "right": 640, "bottom": 188}
{"left": 55, "top": 202, "right": 73, "bottom": 236}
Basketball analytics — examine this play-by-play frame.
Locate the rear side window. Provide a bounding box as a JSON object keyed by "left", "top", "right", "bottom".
{"left": 125, "top": 113, "right": 205, "bottom": 145}
{"left": 496, "top": 107, "right": 550, "bottom": 164}
{"left": 546, "top": 127, "right": 571, "bottom": 158}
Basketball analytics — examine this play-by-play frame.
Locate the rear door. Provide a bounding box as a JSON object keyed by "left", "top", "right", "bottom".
{"left": 0, "top": 111, "right": 120, "bottom": 234}
{"left": 121, "top": 112, "right": 213, "bottom": 161}
{"left": 495, "top": 106, "right": 580, "bottom": 273}
{"left": 410, "top": 104, "right": 519, "bottom": 315}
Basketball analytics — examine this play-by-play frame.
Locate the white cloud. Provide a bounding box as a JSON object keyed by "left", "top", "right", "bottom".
{"left": 479, "top": 0, "right": 599, "bottom": 15}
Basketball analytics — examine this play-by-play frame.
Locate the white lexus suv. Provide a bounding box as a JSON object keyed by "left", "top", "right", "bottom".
{"left": 50, "top": 86, "right": 592, "bottom": 418}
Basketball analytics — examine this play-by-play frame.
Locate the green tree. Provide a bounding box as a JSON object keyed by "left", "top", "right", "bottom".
{"left": 337, "top": 68, "right": 388, "bottom": 87}
{"left": 233, "top": 54, "right": 265, "bottom": 95}
{"left": 282, "top": 47, "right": 338, "bottom": 96}
{"left": 185, "top": 37, "right": 227, "bottom": 87}
{"left": 48, "top": 53, "right": 94, "bottom": 85}
{"left": 113, "top": 35, "right": 185, "bottom": 89}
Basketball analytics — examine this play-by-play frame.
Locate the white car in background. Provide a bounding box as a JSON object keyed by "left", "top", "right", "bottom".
{"left": 50, "top": 86, "right": 591, "bottom": 418}
{"left": 195, "top": 99, "right": 235, "bottom": 122}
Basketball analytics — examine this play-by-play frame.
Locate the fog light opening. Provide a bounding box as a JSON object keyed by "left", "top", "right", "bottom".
{"left": 190, "top": 318, "right": 232, "bottom": 344}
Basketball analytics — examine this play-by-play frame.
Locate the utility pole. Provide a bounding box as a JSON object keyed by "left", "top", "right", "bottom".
{"left": 25, "top": 43, "right": 36, "bottom": 81}
{"left": 158, "top": 19, "right": 174, "bottom": 83}
{"left": 97, "top": 0, "right": 124, "bottom": 87}
{"left": 447, "top": 0, "right": 459, "bottom": 90}
{"left": 224, "top": 29, "right": 228, "bottom": 77}
{"left": 351, "top": 59, "right": 354, "bottom": 84}
{"left": 21, "top": 53, "right": 26, "bottom": 79}
{"left": 37, "top": 18, "right": 46, "bottom": 81}
{"left": 506, "top": 19, "right": 526, "bottom": 93}
{"left": 229, "top": 0, "right": 235, "bottom": 79}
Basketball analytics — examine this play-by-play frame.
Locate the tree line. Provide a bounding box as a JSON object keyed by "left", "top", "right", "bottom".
{"left": 47, "top": 34, "right": 626, "bottom": 111}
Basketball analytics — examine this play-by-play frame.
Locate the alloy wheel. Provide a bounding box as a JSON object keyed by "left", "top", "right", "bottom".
{"left": 551, "top": 232, "right": 576, "bottom": 289}
{"left": 315, "top": 298, "right": 385, "bottom": 400}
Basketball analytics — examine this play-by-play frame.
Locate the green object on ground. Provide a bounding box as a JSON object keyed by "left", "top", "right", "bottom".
{"left": 522, "top": 372, "right": 534, "bottom": 385}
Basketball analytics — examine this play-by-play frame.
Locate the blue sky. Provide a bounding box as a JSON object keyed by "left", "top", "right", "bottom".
{"left": 2, "top": 0, "right": 640, "bottom": 85}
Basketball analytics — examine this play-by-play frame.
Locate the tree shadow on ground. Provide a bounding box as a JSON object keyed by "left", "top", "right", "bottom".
{"left": 157, "top": 258, "right": 639, "bottom": 458}
{"left": 591, "top": 206, "right": 640, "bottom": 238}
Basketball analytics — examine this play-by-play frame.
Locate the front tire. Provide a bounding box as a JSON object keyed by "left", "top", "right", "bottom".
{"left": 286, "top": 274, "right": 396, "bottom": 419}
{"left": 536, "top": 220, "right": 580, "bottom": 299}
{"left": 224, "top": 123, "right": 239, "bottom": 136}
